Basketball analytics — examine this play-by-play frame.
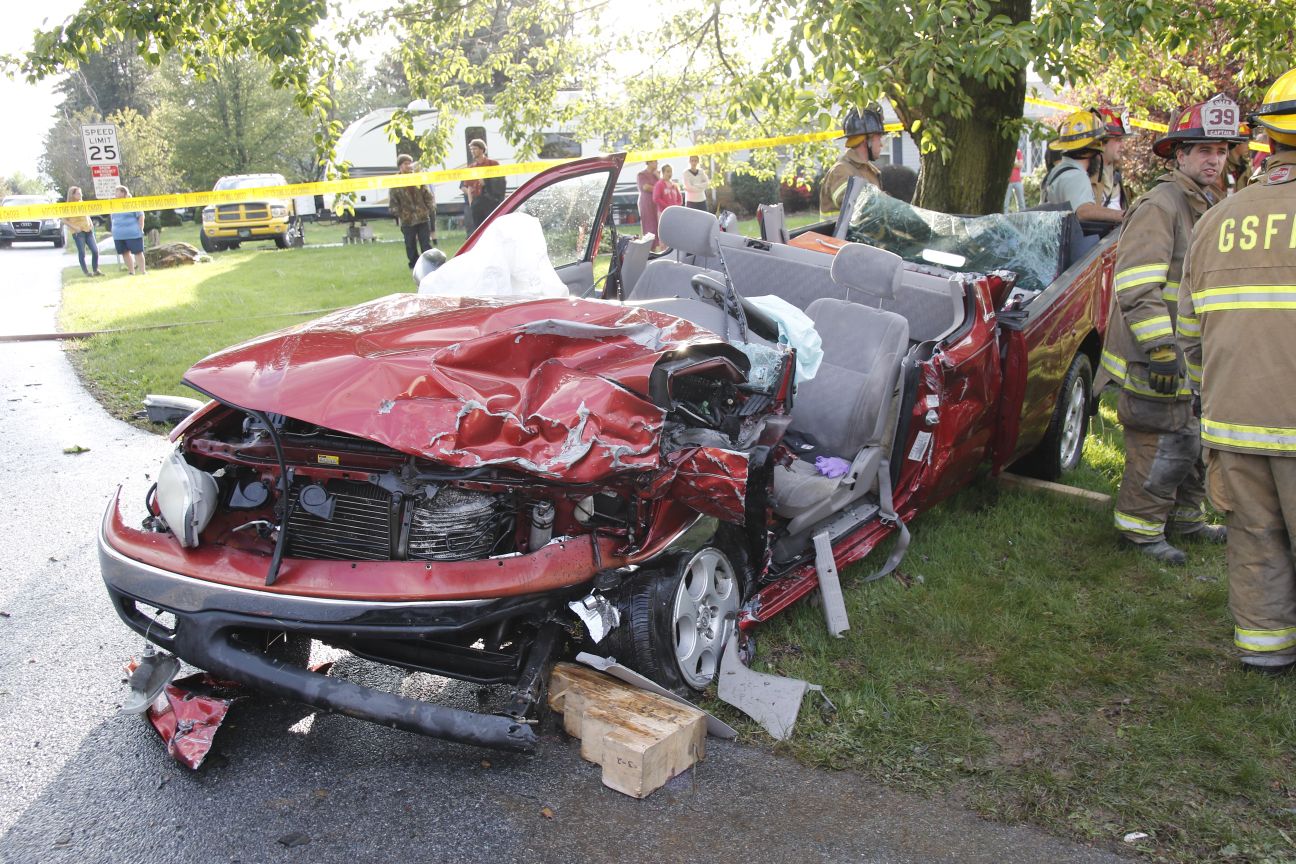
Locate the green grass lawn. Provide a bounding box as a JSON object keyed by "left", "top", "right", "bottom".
{"left": 59, "top": 227, "right": 1285, "bottom": 863}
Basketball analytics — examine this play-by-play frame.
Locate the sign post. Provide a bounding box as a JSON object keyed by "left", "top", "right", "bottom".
{"left": 81, "top": 124, "right": 121, "bottom": 199}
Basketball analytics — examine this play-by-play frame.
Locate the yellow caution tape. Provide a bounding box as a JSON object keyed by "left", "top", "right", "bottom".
{"left": 2, "top": 98, "right": 1268, "bottom": 222}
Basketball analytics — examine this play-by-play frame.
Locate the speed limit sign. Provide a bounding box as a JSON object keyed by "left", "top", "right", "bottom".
{"left": 81, "top": 124, "right": 121, "bottom": 166}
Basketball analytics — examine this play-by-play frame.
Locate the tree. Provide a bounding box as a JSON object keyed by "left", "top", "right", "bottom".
{"left": 0, "top": 172, "right": 50, "bottom": 197}
{"left": 53, "top": 38, "right": 156, "bottom": 117}
{"left": 154, "top": 53, "right": 320, "bottom": 188}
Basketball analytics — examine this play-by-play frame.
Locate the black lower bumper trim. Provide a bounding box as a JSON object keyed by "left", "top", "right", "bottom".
{"left": 174, "top": 612, "right": 537, "bottom": 752}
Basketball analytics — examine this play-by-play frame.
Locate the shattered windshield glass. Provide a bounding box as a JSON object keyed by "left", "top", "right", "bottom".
{"left": 516, "top": 172, "right": 609, "bottom": 267}
{"left": 843, "top": 184, "right": 1068, "bottom": 292}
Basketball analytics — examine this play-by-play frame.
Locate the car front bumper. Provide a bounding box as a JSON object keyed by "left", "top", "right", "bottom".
{"left": 202, "top": 219, "right": 290, "bottom": 240}
{"left": 96, "top": 498, "right": 594, "bottom": 752}
{"left": 1, "top": 222, "right": 61, "bottom": 242}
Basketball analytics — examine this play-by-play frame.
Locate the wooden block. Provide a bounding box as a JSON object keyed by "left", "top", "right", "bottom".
{"left": 547, "top": 663, "right": 706, "bottom": 798}
{"left": 998, "top": 472, "right": 1112, "bottom": 509}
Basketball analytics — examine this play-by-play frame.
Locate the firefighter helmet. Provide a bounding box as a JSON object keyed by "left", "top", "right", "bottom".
{"left": 1251, "top": 68, "right": 1296, "bottom": 147}
{"left": 1098, "top": 107, "right": 1128, "bottom": 138}
{"left": 1153, "top": 95, "right": 1246, "bottom": 158}
{"left": 1048, "top": 109, "right": 1108, "bottom": 152}
{"left": 838, "top": 105, "right": 886, "bottom": 140}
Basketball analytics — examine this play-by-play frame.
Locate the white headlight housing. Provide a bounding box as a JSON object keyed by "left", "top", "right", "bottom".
{"left": 270, "top": 205, "right": 288, "bottom": 218}
{"left": 156, "top": 450, "right": 219, "bottom": 547}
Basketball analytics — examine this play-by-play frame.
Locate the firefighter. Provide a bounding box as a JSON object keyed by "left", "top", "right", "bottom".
{"left": 1041, "top": 109, "right": 1124, "bottom": 223}
{"left": 820, "top": 105, "right": 885, "bottom": 218}
{"left": 1092, "top": 108, "right": 1130, "bottom": 211}
{"left": 1178, "top": 69, "right": 1296, "bottom": 673}
{"left": 1094, "top": 95, "right": 1245, "bottom": 564}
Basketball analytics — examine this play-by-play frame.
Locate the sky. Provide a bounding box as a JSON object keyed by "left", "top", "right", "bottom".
{"left": 0, "top": 2, "right": 86, "bottom": 179}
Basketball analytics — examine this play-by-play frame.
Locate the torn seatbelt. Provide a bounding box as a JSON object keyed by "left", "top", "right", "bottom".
{"left": 865, "top": 457, "right": 911, "bottom": 582}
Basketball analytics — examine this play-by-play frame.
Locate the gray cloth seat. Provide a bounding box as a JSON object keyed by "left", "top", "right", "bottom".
{"left": 771, "top": 245, "right": 910, "bottom": 537}
{"left": 627, "top": 206, "right": 724, "bottom": 302}
{"left": 618, "top": 233, "right": 655, "bottom": 298}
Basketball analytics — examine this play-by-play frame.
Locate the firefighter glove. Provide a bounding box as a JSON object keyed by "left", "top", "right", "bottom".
{"left": 1146, "top": 346, "right": 1179, "bottom": 394}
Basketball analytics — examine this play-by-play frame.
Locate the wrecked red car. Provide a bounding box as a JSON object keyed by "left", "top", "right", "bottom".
{"left": 98, "top": 154, "right": 1116, "bottom": 753}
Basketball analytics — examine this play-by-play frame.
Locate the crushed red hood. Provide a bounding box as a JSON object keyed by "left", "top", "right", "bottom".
{"left": 183, "top": 294, "right": 733, "bottom": 483}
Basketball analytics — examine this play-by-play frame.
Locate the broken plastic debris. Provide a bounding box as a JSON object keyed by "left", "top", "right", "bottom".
{"left": 138, "top": 670, "right": 245, "bottom": 770}
{"left": 120, "top": 646, "right": 181, "bottom": 715}
{"left": 716, "top": 633, "right": 825, "bottom": 740}
{"left": 568, "top": 594, "right": 620, "bottom": 644}
{"left": 62, "top": 445, "right": 90, "bottom": 455}
{"left": 814, "top": 456, "right": 850, "bottom": 478}
{"left": 1123, "top": 832, "right": 1149, "bottom": 843}
{"left": 575, "top": 652, "right": 737, "bottom": 739}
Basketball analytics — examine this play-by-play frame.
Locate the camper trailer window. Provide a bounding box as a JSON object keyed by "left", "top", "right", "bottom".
{"left": 539, "top": 133, "right": 582, "bottom": 160}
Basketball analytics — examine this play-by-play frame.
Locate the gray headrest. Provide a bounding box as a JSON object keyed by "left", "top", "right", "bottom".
{"left": 829, "top": 241, "right": 904, "bottom": 301}
{"left": 658, "top": 205, "right": 719, "bottom": 257}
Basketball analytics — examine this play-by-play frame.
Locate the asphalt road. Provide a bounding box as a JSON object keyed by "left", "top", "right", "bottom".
{"left": 0, "top": 244, "right": 1130, "bottom": 864}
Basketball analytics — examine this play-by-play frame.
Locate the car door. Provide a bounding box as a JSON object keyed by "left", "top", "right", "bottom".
{"left": 462, "top": 153, "right": 626, "bottom": 295}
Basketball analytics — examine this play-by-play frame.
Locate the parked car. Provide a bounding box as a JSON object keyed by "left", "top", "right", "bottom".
{"left": 0, "top": 194, "right": 63, "bottom": 248}
{"left": 98, "top": 155, "right": 1116, "bottom": 752}
{"left": 199, "top": 174, "right": 309, "bottom": 252}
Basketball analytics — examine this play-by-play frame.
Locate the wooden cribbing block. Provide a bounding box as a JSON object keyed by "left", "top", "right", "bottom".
{"left": 998, "top": 472, "right": 1112, "bottom": 510}
{"left": 548, "top": 662, "right": 706, "bottom": 799}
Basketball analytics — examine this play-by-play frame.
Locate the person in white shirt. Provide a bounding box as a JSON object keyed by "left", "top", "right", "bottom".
{"left": 680, "top": 155, "right": 711, "bottom": 211}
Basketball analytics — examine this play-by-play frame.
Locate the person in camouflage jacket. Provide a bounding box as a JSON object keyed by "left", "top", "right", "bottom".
{"left": 390, "top": 153, "right": 437, "bottom": 269}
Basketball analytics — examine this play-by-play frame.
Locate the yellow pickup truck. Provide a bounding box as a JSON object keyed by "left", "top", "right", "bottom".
{"left": 199, "top": 173, "right": 305, "bottom": 252}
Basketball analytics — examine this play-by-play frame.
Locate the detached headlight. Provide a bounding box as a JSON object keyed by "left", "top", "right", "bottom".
{"left": 156, "top": 450, "right": 219, "bottom": 547}
{"left": 270, "top": 205, "right": 288, "bottom": 218}
{"left": 202, "top": 207, "right": 216, "bottom": 223}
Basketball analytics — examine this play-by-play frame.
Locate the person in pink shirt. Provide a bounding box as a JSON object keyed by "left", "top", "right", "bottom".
{"left": 653, "top": 164, "right": 683, "bottom": 213}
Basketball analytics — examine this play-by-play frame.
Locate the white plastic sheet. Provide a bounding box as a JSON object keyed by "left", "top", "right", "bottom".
{"left": 744, "top": 294, "right": 823, "bottom": 382}
{"left": 417, "top": 212, "right": 569, "bottom": 299}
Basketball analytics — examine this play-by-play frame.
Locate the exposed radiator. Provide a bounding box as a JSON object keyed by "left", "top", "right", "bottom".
{"left": 283, "top": 480, "right": 512, "bottom": 562}
{"left": 407, "top": 487, "right": 511, "bottom": 561}
{"left": 286, "top": 479, "right": 393, "bottom": 560}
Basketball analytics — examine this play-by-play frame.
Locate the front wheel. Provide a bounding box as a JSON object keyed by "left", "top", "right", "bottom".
{"left": 53, "top": 235, "right": 65, "bottom": 248}
{"left": 604, "top": 546, "right": 741, "bottom": 694}
{"left": 199, "top": 231, "right": 218, "bottom": 253}
{"left": 1015, "top": 352, "right": 1092, "bottom": 481}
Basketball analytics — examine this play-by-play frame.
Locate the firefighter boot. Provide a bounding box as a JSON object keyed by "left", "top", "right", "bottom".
{"left": 1180, "top": 523, "right": 1227, "bottom": 543}
{"left": 1125, "top": 538, "right": 1188, "bottom": 566}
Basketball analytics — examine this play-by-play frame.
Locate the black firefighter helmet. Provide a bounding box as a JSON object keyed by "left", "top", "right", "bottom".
{"left": 839, "top": 105, "right": 886, "bottom": 159}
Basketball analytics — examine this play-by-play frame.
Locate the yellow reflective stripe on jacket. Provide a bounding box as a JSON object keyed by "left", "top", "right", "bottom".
{"left": 1192, "top": 285, "right": 1296, "bottom": 312}
{"left": 1130, "top": 315, "right": 1174, "bottom": 342}
{"left": 1202, "top": 418, "right": 1296, "bottom": 451}
{"left": 1162, "top": 281, "right": 1180, "bottom": 302}
{"left": 1101, "top": 349, "right": 1127, "bottom": 381}
{"left": 1186, "top": 360, "right": 1202, "bottom": 384}
{"left": 1114, "top": 263, "right": 1170, "bottom": 291}
{"left": 1115, "top": 511, "right": 1164, "bottom": 537}
{"left": 1177, "top": 314, "right": 1201, "bottom": 338}
{"left": 1100, "top": 350, "right": 1191, "bottom": 396}
{"left": 1235, "top": 626, "right": 1296, "bottom": 652}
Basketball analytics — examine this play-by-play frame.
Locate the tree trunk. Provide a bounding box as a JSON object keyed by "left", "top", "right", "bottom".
{"left": 914, "top": 66, "right": 1027, "bottom": 215}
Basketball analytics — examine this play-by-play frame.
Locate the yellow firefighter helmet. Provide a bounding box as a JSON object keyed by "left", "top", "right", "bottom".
{"left": 1252, "top": 68, "right": 1296, "bottom": 147}
{"left": 1048, "top": 109, "right": 1107, "bottom": 153}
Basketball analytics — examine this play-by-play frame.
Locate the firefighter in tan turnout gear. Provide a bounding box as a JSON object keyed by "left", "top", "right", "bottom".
{"left": 1096, "top": 95, "right": 1245, "bottom": 564}
{"left": 819, "top": 105, "right": 885, "bottom": 218}
{"left": 1178, "top": 69, "right": 1296, "bottom": 673}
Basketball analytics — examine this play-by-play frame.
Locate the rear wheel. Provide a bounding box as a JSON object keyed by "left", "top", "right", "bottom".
{"left": 1016, "top": 352, "right": 1092, "bottom": 481}
{"left": 605, "top": 547, "right": 740, "bottom": 694}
